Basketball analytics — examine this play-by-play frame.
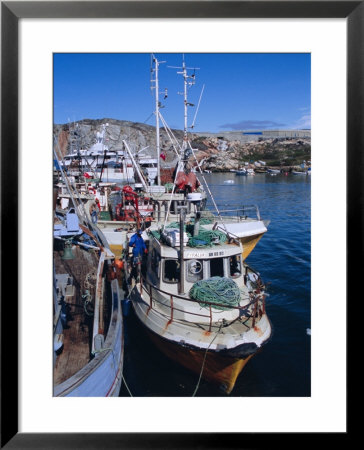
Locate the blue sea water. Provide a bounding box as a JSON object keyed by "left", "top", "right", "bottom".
{"left": 119, "top": 172, "right": 311, "bottom": 397}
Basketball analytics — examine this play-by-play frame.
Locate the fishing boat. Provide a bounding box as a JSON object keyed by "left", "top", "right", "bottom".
{"left": 60, "top": 122, "right": 159, "bottom": 185}
{"left": 266, "top": 168, "right": 281, "bottom": 175}
{"left": 208, "top": 206, "right": 268, "bottom": 261}
{"left": 126, "top": 207, "right": 272, "bottom": 394}
{"left": 235, "top": 168, "right": 247, "bottom": 176}
{"left": 53, "top": 154, "right": 124, "bottom": 397}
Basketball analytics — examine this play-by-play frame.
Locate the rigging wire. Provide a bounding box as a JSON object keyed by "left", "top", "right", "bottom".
{"left": 187, "top": 140, "right": 228, "bottom": 233}
{"left": 190, "top": 84, "right": 205, "bottom": 130}
{"left": 159, "top": 112, "right": 183, "bottom": 157}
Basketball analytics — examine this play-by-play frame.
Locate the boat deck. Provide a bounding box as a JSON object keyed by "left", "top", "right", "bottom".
{"left": 53, "top": 246, "right": 98, "bottom": 386}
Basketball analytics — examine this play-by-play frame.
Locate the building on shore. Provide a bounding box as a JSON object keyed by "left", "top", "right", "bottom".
{"left": 194, "top": 129, "right": 311, "bottom": 143}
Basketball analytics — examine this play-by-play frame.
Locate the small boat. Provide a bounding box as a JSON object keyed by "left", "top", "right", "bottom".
{"left": 53, "top": 155, "right": 124, "bottom": 397}
{"left": 224, "top": 179, "right": 235, "bottom": 184}
{"left": 235, "top": 168, "right": 247, "bottom": 176}
{"left": 292, "top": 170, "right": 307, "bottom": 175}
{"left": 126, "top": 211, "right": 272, "bottom": 394}
{"left": 266, "top": 168, "right": 281, "bottom": 174}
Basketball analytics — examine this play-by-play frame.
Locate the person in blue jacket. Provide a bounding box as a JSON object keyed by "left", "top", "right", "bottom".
{"left": 129, "top": 229, "right": 147, "bottom": 281}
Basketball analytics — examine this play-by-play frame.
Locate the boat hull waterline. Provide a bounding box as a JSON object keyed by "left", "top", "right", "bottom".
{"left": 144, "top": 324, "right": 256, "bottom": 394}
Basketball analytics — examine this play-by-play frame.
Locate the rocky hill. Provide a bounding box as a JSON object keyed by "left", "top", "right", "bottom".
{"left": 189, "top": 135, "right": 311, "bottom": 171}
{"left": 54, "top": 118, "right": 184, "bottom": 165}
{"left": 54, "top": 118, "right": 311, "bottom": 171}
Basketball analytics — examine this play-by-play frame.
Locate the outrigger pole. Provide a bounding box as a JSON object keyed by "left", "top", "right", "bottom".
{"left": 123, "top": 140, "right": 149, "bottom": 191}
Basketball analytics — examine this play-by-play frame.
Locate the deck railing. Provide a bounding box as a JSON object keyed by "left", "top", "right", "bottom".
{"left": 207, "top": 204, "right": 261, "bottom": 221}
{"left": 137, "top": 273, "right": 265, "bottom": 332}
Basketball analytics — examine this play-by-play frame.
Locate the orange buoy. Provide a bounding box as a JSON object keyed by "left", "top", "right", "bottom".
{"left": 115, "top": 259, "right": 124, "bottom": 270}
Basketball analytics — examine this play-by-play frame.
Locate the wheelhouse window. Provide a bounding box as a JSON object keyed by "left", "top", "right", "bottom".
{"left": 210, "top": 258, "right": 224, "bottom": 277}
{"left": 229, "top": 255, "right": 242, "bottom": 278}
{"left": 151, "top": 249, "right": 160, "bottom": 277}
{"left": 163, "top": 259, "right": 180, "bottom": 283}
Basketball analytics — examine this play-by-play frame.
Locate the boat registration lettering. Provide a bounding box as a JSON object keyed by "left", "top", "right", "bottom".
{"left": 185, "top": 251, "right": 206, "bottom": 258}
{"left": 208, "top": 251, "right": 225, "bottom": 257}
{"left": 185, "top": 250, "right": 225, "bottom": 258}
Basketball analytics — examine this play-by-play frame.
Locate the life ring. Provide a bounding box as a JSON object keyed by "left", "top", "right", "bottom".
{"left": 88, "top": 186, "right": 97, "bottom": 195}
{"left": 188, "top": 260, "right": 202, "bottom": 274}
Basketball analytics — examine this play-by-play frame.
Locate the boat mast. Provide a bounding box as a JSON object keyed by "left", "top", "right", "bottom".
{"left": 151, "top": 54, "right": 166, "bottom": 186}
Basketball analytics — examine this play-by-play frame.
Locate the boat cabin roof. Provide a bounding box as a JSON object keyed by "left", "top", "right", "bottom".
{"left": 150, "top": 192, "right": 185, "bottom": 201}
{"left": 149, "top": 231, "right": 242, "bottom": 260}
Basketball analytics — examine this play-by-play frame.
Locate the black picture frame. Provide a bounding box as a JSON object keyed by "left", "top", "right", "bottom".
{"left": 1, "top": 1, "right": 356, "bottom": 448}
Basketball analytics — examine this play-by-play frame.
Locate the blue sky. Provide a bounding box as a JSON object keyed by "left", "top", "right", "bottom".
{"left": 53, "top": 53, "right": 310, "bottom": 132}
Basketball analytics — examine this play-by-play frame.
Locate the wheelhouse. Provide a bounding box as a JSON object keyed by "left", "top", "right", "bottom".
{"left": 146, "top": 234, "right": 245, "bottom": 296}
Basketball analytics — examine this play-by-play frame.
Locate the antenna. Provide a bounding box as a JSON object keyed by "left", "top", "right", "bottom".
{"left": 168, "top": 57, "right": 200, "bottom": 153}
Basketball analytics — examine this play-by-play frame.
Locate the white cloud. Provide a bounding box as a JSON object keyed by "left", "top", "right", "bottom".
{"left": 293, "top": 113, "right": 311, "bottom": 129}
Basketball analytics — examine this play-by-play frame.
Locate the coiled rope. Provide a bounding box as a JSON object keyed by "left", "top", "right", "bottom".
{"left": 188, "top": 229, "right": 227, "bottom": 247}
{"left": 189, "top": 276, "right": 241, "bottom": 310}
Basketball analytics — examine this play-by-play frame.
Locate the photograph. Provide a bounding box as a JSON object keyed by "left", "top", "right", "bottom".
{"left": 53, "top": 52, "right": 311, "bottom": 397}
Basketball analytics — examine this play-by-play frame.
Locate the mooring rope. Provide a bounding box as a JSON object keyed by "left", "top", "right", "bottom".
{"left": 191, "top": 322, "right": 224, "bottom": 397}
{"left": 122, "top": 374, "right": 133, "bottom": 397}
